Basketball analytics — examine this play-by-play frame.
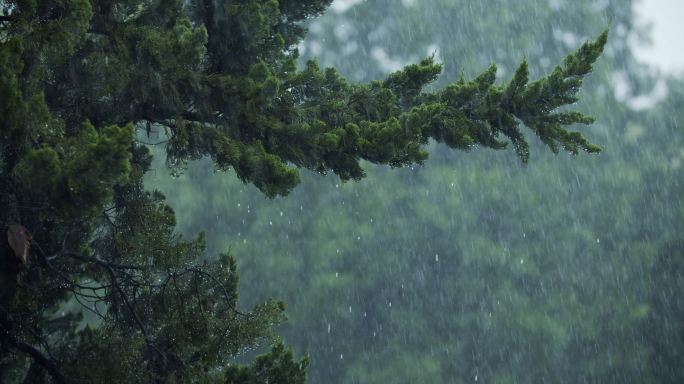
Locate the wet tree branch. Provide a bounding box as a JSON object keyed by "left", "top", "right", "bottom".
{"left": 60, "top": 251, "right": 145, "bottom": 271}
{"left": 0, "top": 306, "right": 72, "bottom": 384}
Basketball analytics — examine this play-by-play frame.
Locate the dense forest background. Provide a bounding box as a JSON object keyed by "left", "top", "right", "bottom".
{"left": 147, "top": 1, "right": 684, "bottom": 383}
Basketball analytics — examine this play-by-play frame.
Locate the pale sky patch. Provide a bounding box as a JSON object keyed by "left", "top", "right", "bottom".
{"left": 632, "top": 0, "right": 684, "bottom": 75}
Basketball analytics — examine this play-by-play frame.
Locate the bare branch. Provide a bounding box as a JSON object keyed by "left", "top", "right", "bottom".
{"left": 72, "top": 291, "right": 108, "bottom": 322}
{"left": 0, "top": 306, "right": 73, "bottom": 384}
{"left": 59, "top": 251, "right": 145, "bottom": 270}
{"left": 135, "top": 138, "right": 169, "bottom": 146}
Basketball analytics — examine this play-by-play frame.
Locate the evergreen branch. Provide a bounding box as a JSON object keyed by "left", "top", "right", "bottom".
{"left": 180, "top": 267, "right": 235, "bottom": 305}
{"left": 177, "top": 32, "right": 608, "bottom": 197}
{"left": 91, "top": 257, "right": 180, "bottom": 373}
{"left": 103, "top": 263, "right": 149, "bottom": 339}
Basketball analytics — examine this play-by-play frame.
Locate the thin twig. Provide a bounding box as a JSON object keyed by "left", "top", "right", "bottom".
{"left": 60, "top": 251, "right": 145, "bottom": 270}
{"left": 135, "top": 139, "right": 169, "bottom": 146}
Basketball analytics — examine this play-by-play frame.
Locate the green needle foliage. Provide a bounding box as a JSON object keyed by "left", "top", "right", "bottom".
{"left": 0, "top": 0, "right": 606, "bottom": 382}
